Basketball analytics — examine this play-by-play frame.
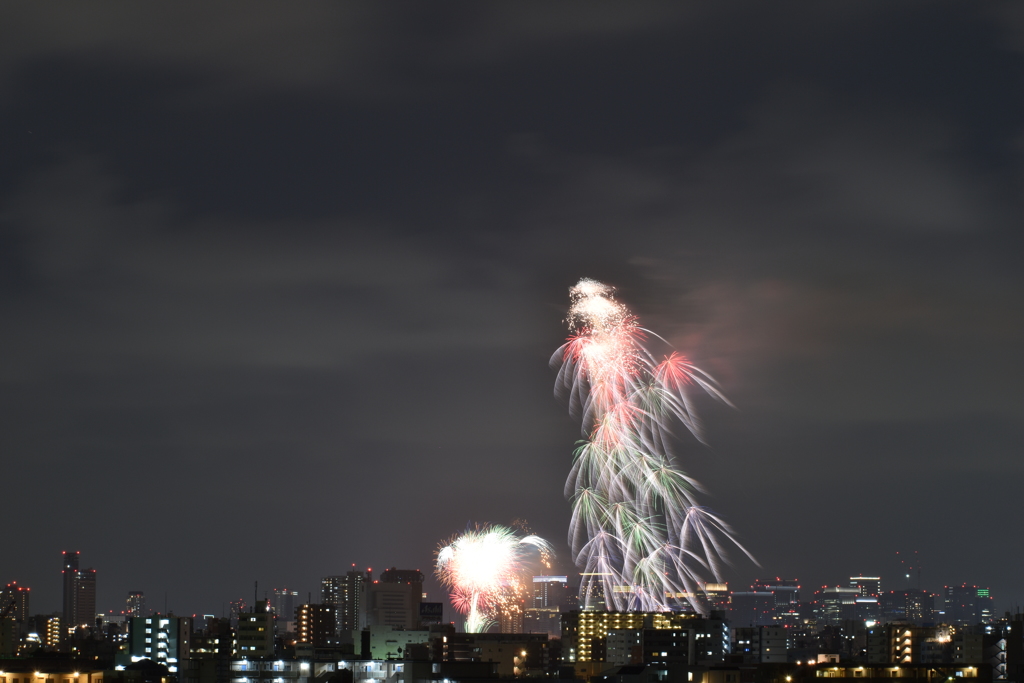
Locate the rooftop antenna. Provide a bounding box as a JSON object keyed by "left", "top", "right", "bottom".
{"left": 254, "top": 581, "right": 258, "bottom": 609}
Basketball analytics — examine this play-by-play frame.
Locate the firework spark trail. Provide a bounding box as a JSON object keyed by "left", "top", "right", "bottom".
{"left": 552, "top": 278, "right": 755, "bottom": 613}
{"left": 436, "top": 523, "right": 552, "bottom": 633}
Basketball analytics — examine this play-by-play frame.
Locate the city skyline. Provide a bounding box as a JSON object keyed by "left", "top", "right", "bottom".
{"left": 2, "top": 5, "right": 1023, "bottom": 622}
{"left": 1, "top": 549, "right": 1013, "bottom": 624}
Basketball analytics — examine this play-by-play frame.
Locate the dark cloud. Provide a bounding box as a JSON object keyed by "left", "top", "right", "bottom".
{"left": 1, "top": 3, "right": 1022, "bottom": 620}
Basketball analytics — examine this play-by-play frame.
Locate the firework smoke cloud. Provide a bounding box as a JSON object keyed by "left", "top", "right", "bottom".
{"left": 552, "top": 278, "right": 755, "bottom": 613}
{"left": 436, "top": 523, "right": 552, "bottom": 633}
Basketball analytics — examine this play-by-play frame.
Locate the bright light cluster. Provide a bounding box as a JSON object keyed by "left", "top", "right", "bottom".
{"left": 553, "top": 278, "right": 754, "bottom": 613}
{"left": 436, "top": 524, "right": 552, "bottom": 633}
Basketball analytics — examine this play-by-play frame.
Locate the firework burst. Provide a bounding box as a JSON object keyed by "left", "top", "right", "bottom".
{"left": 552, "top": 278, "right": 754, "bottom": 613}
{"left": 436, "top": 523, "right": 552, "bottom": 632}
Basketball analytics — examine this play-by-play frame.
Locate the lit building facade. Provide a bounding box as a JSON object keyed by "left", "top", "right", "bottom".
{"left": 732, "top": 626, "right": 789, "bottom": 663}
{"left": 366, "top": 624, "right": 430, "bottom": 660}
{"left": 127, "top": 614, "right": 192, "bottom": 673}
{"left": 295, "top": 603, "right": 335, "bottom": 647}
{"left": 817, "top": 586, "right": 861, "bottom": 627}
{"left": 524, "top": 576, "right": 571, "bottom": 637}
{"left": 236, "top": 604, "right": 274, "bottom": 657}
{"left": 880, "top": 589, "right": 934, "bottom": 624}
{"left": 561, "top": 610, "right": 727, "bottom": 664}
{"left": 322, "top": 569, "right": 370, "bottom": 633}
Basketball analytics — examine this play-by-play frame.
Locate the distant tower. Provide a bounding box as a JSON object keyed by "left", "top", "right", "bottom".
{"left": 62, "top": 551, "right": 80, "bottom": 636}
{"left": 0, "top": 581, "right": 30, "bottom": 622}
{"left": 127, "top": 591, "right": 146, "bottom": 618}
{"left": 850, "top": 576, "right": 881, "bottom": 597}
{"left": 228, "top": 599, "right": 247, "bottom": 627}
{"left": 60, "top": 551, "right": 97, "bottom": 647}
{"left": 944, "top": 584, "right": 994, "bottom": 626}
{"left": 271, "top": 588, "right": 298, "bottom": 628}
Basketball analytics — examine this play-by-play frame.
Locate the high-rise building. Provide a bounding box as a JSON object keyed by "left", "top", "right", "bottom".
{"left": 817, "top": 586, "right": 861, "bottom": 627}
{"left": 271, "top": 588, "right": 298, "bottom": 632}
{"left": 364, "top": 568, "right": 423, "bottom": 630}
{"left": 62, "top": 551, "right": 79, "bottom": 636}
{"left": 322, "top": 568, "right": 370, "bottom": 633}
{"left": 61, "top": 551, "right": 97, "bottom": 640}
{"left": 531, "top": 576, "right": 569, "bottom": 609}
{"left": 525, "top": 576, "right": 570, "bottom": 637}
{"left": 880, "top": 588, "right": 934, "bottom": 624}
{"left": 75, "top": 569, "right": 97, "bottom": 628}
{"left": 944, "top": 585, "right": 994, "bottom": 626}
{"left": 0, "top": 581, "right": 30, "bottom": 622}
{"left": 126, "top": 591, "right": 146, "bottom": 618}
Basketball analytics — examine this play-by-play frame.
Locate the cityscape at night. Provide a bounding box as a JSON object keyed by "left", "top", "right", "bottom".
{"left": 2, "top": 4, "right": 1023, "bottom": 683}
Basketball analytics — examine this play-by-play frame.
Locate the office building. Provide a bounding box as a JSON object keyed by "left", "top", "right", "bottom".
{"left": 523, "top": 576, "right": 571, "bottom": 637}
{"left": 944, "top": 585, "right": 994, "bottom": 626}
{"left": 817, "top": 586, "right": 861, "bottom": 627}
{"left": 702, "top": 582, "right": 732, "bottom": 613}
{"left": 532, "top": 576, "right": 570, "bottom": 608}
{"left": 579, "top": 573, "right": 609, "bottom": 611}
{"left": 851, "top": 576, "right": 881, "bottom": 597}
{"left": 364, "top": 569, "right": 423, "bottom": 630}
{"left": 880, "top": 588, "right": 934, "bottom": 624}
{"left": 271, "top": 588, "right": 298, "bottom": 632}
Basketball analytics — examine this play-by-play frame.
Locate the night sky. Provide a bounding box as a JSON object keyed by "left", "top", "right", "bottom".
{"left": 2, "top": 4, "right": 1023, "bottom": 620}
